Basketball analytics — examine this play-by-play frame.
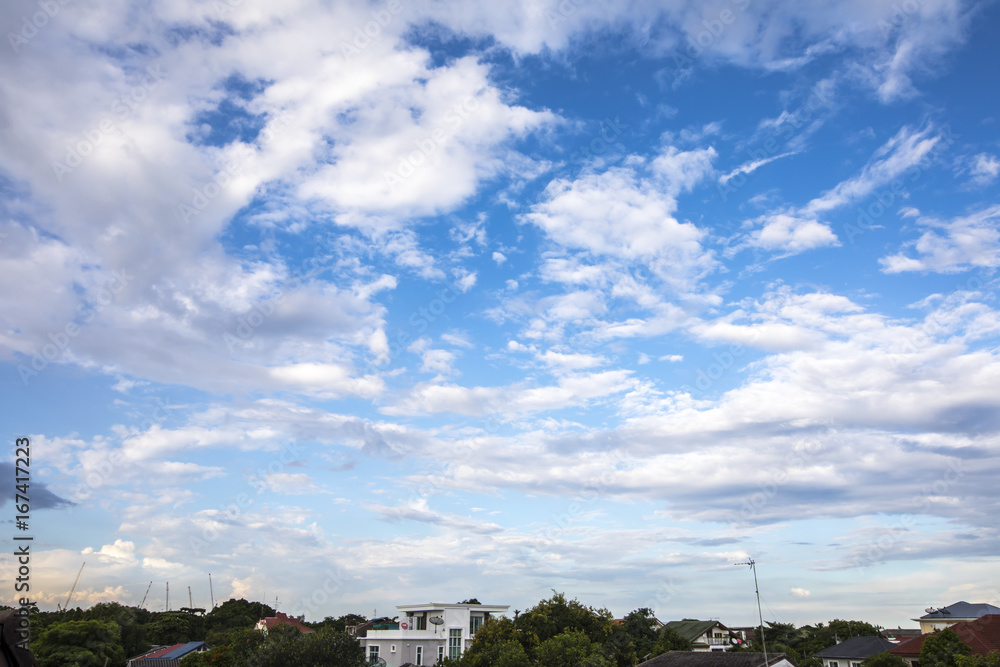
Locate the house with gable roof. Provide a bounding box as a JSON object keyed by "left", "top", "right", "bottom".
{"left": 813, "top": 636, "right": 897, "bottom": 667}
{"left": 891, "top": 614, "right": 1000, "bottom": 667}
{"left": 126, "top": 641, "right": 211, "bottom": 666}
{"left": 662, "top": 619, "right": 743, "bottom": 652}
{"left": 914, "top": 602, "right": 1000, "bottom": 634}
{"left": 255, "top": 611, "right": 316, "bottom": 634}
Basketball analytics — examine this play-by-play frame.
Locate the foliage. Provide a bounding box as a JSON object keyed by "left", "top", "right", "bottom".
{"left": 921, "top": 629, "right": 973, "bottom": 667}
{"left": 306, "top": 613, "right": 367, "bottom": 633}
{"left": 536, "top": 629, "right": 612, "bottom": 667}
{"left": 204, "top": 599, "right": 276, "bottom": 636}
{"left": 515, "top": 591, "right": 615, "bottom": 647}
{"left": 462, "top": 617, "right": 533, "bottom": 667}
{"left": 145, "top": 610, "right": 207, "bottom": 645}
{"left": 620, "top": 608, "right": 658, "bottom": 660}
{"left": 861, "top": 652, "right": 909, "bottom": 667}
{"left": 955, "top": 651, "right": 1000, "bottom": 667}
{"left": 32, "top": 619, "right": 126, "bottom": 667}
{"left": 179, "top": 626, "right": 363, "bottom": 667}
{"left": 652, "top": 626, "right": 693, "bottom": 656}
{"left": 461, "top": 599, "right": 483, "bottom": 605}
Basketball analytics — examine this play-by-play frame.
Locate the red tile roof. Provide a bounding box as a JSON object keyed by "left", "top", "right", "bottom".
{"left": 890, "top": 615, "right": 1000, "bottom": 657}
{"left": 257, "top": 612, "right": 315, "bottom": 633}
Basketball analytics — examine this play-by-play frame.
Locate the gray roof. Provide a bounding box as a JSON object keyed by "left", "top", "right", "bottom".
{"left": 813, "top": 637, "right": 896, "bottom": 659}
{"left": 919, "top": 602, "right": 1000, "bottom": 620}
{"left": 639, "top": 652, "right": 793, "bottom": 667}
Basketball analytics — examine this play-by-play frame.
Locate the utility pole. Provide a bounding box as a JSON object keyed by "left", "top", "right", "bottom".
{"left": 735, "top": 559, "right": 769, "bottom": 667}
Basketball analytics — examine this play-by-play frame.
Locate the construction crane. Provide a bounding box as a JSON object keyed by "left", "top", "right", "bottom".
{"left": 139, "top": 581, "right": 153, "bottom": 609}
{"left": 58, "top": 562, "right": 85, "bottom": 612}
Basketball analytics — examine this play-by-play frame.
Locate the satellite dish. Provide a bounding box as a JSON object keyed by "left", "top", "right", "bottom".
{"left": 430, "top": 616, "right": 444, "bottom": 625}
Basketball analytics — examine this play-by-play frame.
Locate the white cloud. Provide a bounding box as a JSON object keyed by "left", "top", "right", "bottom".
{"left": 791, "top": 587, "right": 811, "bottom": 598}
{"left": 969, "top": 153, "right": 1000, "bottom": 186}
{"left": 745, "top": 125, "right": 942, "bottom": 255}
{"left": 880, "top": 205, "right": 1000, "bottom": 273}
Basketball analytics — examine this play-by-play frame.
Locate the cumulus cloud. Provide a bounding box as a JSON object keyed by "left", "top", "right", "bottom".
{"left": 880, "top": 205, "right": 1000, "bottom": 273}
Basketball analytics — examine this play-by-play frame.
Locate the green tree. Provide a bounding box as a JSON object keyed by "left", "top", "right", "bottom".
{"left": 306, "top": 613, "right": 367, "bottom": 633}
{"left": 145, "top": 610, "right": 206, "bottom": 645}
{"left": 462, "top": 616, "right": 534, "bottom": 667}
{"left": 536, "top": 629, "right": 612, "bottom": 667}
{"left": 652, "top": 626, "right": 693, "bottom": 656}
{"left": 515, "top": 592, "right": 615, "bottom": 646}
{"left": 32, "top": 619, "right": 127, "bottom": 667}
{"left": 861, "top": 652, "right": 909, "bottom": 667}
{"left": 85, "top": 602, "right": 150, "bottom": 658}
{"left": 921, "top": 629, "right": 973, "bottom": 667}
{"left": 955, "top": 651, "right": 1000, "bottom": 667}
{"left": 204, "top": 598, "right": 275, "bottom": 636}
{"left": 620, "top": 608, "right": 658, "bottom": 660}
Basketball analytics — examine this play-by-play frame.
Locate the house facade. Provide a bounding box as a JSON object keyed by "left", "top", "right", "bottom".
{"left": 891, "top": 614, "right": 1000, "bottom": 667}
{"left": 913, "top": 602, "right": 1000, "bottom": 634}
{"left": 662, "top": 620, "right": 743, "bottom": 652}
{"left": 812, "top": 636, "right": 896, "bottom": 667}
{"left": 358, "top": 602, "right": 509, "bottom": 667}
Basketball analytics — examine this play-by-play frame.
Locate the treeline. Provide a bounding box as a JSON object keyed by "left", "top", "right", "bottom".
{"left": 22, "top": 598, "right": 366, "bottom": 667}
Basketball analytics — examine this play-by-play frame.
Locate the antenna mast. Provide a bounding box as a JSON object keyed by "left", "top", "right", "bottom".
{"left": 188, "top": 586, "right": 193, "bottom": 610}
{"left": 209, "top": 573, "right": 215, "bottom": 609}
{"left": 166, "top": 582, "right": 169, "bottom": 611}
{"left": 735, "top": 558, "right": 769, "bottom": 667}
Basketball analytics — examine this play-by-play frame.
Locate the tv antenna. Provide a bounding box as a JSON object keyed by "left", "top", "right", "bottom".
{"left": 735, "top": 558, "right": 769, "bottom": 667}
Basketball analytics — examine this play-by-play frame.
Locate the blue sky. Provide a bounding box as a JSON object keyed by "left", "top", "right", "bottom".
{"left": 2, "top": 0, "right": 1000, "bottom": 630}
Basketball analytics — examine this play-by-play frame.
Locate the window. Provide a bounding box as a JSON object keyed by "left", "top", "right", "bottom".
{"left": 449, "top": 629, "right": 462, "bottom": 659}
{"left": 829, "top": 661, "right": 839, "bottom": 667}
{"left": 470, "top": 615, "right": 483, "bottom": 636}
{"left": 853, "top": 662, "right": 862, "bottom": 667}
{"left": 416, "top": 614, "right": 427, "bottom": 631}
{"left": 416, "top": 646, "right": 423, "bottom": 665}
{"left": 438, "top": 645, "right": 444, "bottom": 662}
{"left": 368, "top": 645, "right": 380, "bottom": 664}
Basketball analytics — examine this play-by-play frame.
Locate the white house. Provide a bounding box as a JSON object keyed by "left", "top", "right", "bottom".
{"left": 358, "top": 602, "right": 509, "bottom": 666}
